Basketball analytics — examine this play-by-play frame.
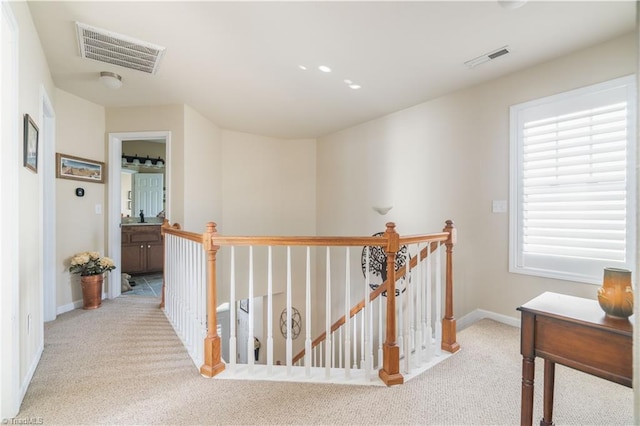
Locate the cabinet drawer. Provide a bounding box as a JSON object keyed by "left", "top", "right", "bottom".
{"left": 122, "top": 225, "right": 162, "bottom": 243}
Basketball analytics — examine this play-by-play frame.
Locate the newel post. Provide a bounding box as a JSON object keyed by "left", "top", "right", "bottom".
{"left": 200, "top": 222, "right": 226, "bottom": 377}
{"left": 379, "top": 222, "right": 404, "bottom": 386}
{"left": 441, "top": 220, "right": 460, "bottom": 353}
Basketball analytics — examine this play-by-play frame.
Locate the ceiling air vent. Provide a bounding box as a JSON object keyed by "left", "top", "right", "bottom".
{"left": 76, "top": 22, "right": 165, "bottom": 74}
{"left": 464, "top": 46, "right": 510, "bottom": 69}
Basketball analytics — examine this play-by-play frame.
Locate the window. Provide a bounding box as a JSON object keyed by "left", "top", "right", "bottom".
{"left": 509, "top": 76, "right": 636, "bottom": 284}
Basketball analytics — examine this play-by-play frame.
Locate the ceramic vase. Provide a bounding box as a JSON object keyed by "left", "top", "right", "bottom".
{"left": 597, "top": 267, "right": 633, "bottom": 319}
{"left": 81, "top": 274, "right": 104, "bottom": 310}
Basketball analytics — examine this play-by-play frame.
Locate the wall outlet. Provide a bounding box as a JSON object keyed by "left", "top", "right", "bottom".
{"left": 492, "top": 200, "right": 508, "bottom": 213}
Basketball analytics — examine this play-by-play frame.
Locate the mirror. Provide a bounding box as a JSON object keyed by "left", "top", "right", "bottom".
{"left": 121, "top": 139, "right": 166, "bottom": 221}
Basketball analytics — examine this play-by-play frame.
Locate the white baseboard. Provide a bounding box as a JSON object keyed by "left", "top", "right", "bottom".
{"left": 56, "top": 293, "right": 108, "bottom": 316}
{"left": 57, "top": 300, "right": 83, "bottom": 315}
{"left": 457, "top": 309, "right": 520, "bottom": 331}
{"left": 19, "top": 342, "right": 43, "bottom": 404}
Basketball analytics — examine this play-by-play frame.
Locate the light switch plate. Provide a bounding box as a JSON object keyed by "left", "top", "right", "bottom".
{"left": 492, "top": 200, "right": 507, "bottom": 213}
{"left": 95, "top": 204, "right": 102, "bottom": 215}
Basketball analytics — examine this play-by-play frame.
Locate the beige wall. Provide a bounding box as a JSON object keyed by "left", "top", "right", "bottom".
{"left": 55, "top": 89, "right": 106, "bottom": 310}
{"left": 317, "top": 33, "right": 637, "bottom": 322}
{"left": 184, "top": 105, "right": 222, "bottom": 230}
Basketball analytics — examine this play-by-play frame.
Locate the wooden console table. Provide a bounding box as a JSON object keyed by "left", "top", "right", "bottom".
{"left": 518, "top": 292, "right": 632, "bottom": 426}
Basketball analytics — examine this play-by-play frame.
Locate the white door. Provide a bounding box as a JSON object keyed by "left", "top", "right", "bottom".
{"left": 133, "top": 173, "right": 163, "bottom": 218}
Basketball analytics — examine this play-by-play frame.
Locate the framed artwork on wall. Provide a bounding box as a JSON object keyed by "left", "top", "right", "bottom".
{"left": 56, "top": 153, "right": 106, "bottom": 184}
{"left": 23, "top": 114, "right": 39, "bottom": 173}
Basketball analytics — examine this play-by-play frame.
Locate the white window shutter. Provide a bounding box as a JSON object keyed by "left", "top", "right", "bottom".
{"left": 509, "top": 75, "right": 636, "bottom": 284}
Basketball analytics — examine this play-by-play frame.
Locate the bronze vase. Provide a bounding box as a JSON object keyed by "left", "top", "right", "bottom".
{"left": 81, "top": 274, "right": 104, "bottom": 310}
{"left": 597, "top": 268, "right": 633, "bottom": 319}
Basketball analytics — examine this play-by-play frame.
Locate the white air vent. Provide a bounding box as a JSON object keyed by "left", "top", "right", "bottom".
{"left": 464, "top": 46, "right": 510, "bottom": 69}
{"left": 76, "top": 22, "right": 165, "bottom": 74}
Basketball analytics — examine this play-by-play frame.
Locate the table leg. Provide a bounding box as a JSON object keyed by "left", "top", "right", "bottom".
{"left": 521, "top": 356, "right": 535, "bottom": 426}
{"left": 540, "top": 360, "right": 555, "bottom": 426}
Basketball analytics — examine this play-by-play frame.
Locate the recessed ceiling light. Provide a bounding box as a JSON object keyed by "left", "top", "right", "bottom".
{"left": 349, "top": 84, "right": 361, "bottom": 90}
{"left": 344, "top": 79, "right": 352, "bottom": 84}
{"left": 318, "top": 65, "right": 332, "bottom": 73}
{"left": 298, "top": 65, "right": 307, "bottom": 71}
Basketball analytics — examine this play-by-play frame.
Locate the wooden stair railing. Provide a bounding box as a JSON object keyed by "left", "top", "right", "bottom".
{"left": 162, "top": 219, "right": 458, "bottom": 387}
{"left": 291, "top": 238, "right": 447, "bottom": 365}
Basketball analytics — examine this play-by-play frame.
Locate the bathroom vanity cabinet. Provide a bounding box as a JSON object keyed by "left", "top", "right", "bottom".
{"left": 121, "top": 224, "right": 163, "bottom": 275}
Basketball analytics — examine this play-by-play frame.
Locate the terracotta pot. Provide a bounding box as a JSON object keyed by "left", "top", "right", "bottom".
{"left": 597, "top": 268, "right": 634, "bottom": 319}
{"left": 81, "top": 274, "right": 104, "bottom": 310}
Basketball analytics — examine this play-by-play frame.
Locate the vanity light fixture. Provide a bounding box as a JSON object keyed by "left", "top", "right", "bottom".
{"left": 122, "top": 153, "right": 165, "bottom": 169}
{"left": 99, "top": 71, "right": 123, "bottom": 89}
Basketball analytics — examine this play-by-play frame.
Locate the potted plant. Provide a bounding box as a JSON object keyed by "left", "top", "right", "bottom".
{"left": 69, "top": 251, "right": 116, "bottom": 310}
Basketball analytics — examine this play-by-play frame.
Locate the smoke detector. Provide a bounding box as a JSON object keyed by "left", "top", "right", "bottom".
{"left": 76, "top": 22, "right": 165, "bottom": 74}
{"left": 464, "top": 46, "right": 510, "bottom": 69}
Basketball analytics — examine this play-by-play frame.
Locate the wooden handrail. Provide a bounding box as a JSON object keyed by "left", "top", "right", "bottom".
{"left": 291, "top": 240, "right": 443, "bottom": 364}
{"left": 212, "top": 235, "right": 387, "bottom": 247}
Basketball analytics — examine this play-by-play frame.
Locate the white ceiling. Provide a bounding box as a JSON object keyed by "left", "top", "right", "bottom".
{"left": 28, "top": 1, "right": 636, "bottom": 139}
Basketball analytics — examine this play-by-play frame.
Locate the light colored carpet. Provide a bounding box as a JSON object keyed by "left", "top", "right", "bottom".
{"left": 18, "top": 296, "right": 633, "bottom": 425}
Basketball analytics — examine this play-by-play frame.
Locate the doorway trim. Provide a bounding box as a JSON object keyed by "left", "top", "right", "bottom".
{"left": 107, "top": 131, "right": 171, "bottom": 299}
{"left": 40, "top": 86, "right": 56, "bottom": 322}
{"left": 0, "top": 1, "right": 20, "bottom": 418}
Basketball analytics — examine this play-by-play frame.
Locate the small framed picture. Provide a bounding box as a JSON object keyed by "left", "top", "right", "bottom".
{"left": 240, "top": 299, "right": 249, "bottom": 313}
{"left": 23, "top": 114, "right": 39, "bottom": 173}
{"left": 56, "top": 153, "right": 106, "bottom": 184}
{"left": 127, "top": 201, "right": 132, "bottom": 210}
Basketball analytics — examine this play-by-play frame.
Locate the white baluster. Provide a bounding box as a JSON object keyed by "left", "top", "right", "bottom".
{"left": 352, "top": 312, "right": 357, "bottom": 370}
{"left": 325, "top": 247, "right": 332, "bottom": 378}
{"left": 405, "top": 258, "right": 412, "bottom": 374}
{"left": 360, "top": 309, "right": 365, "bottom": 371}
{"left": 267, "top": 246, "right": 273, "bottom": 374}
{"left": 377, "top": 296, "right": 383, "bottom": 370}
{"left": 425, "top": 244, "right": 433, "bottom": 361}
{"left": 248, "top": 246, "right": 255, "bottom": 371}
{"left": 286, "top": 246, "right": 292, "bottom": 375}
{"left": 344, "top": 247, "right": 351, "bottom": 379}
{"left": 364, "top": 247, "right": 373, "bottom": 380}
{"left": 339, "top": 323, "right": 343, "bottom": 369}
{"left": 398, "top": 269, "right": 404, "bottom": 360}
{"left": 435, "top": 242, "right": 442, "bottom": 357}
{"left": 229, "top": 246, "right": 237, "bottom": 371}
{"left": 415, "top": 243, "right": 423, "bottom": 365}
{"left": 305, "top": 246, "right": 312, "bottom": 377}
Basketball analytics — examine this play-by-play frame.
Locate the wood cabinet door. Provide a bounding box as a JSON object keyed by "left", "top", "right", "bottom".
{"left": 146, "top": 242, "right": 164, "bottom": 273}
{"left": 121, "top": 244, "right": 145, "bottom": 274}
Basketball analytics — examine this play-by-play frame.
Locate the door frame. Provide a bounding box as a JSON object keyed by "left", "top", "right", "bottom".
{"left": 40, "top": 86, "right": 56, "bottom": 322}
{"left": 107, "top": 131, "right": 171, "bottom": 299}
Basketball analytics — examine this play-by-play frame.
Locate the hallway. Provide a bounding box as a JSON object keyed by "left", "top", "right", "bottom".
{"left": 16, "top": 297, "right": 633, "bottom": 425}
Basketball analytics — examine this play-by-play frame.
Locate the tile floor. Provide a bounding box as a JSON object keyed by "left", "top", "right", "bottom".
{"left": 123, "top": 273, "right": 163, "bottom": 297}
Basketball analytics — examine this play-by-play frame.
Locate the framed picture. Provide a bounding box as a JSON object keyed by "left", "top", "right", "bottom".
{"left": 56, "top": 153, "right": 106, "bottom": 184}
{"left": 240, "top": 299, "right": 249, "bottom": 313}
{"left": 23, "top": 114, "right": 39, "bottom": 173}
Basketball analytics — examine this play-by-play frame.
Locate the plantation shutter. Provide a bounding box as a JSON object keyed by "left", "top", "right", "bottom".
{"left": 510, "top": 75, "right": 636, "bottom": 284}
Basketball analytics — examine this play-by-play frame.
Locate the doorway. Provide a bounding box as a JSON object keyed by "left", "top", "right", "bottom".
{"left": 107, "top": 131, "right": 171, "bottom": 299}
